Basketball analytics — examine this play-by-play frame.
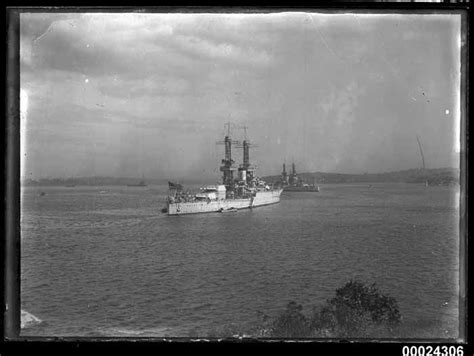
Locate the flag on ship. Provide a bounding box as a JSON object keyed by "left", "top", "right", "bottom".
{"left": 168, "top": 181, "right": 183, "bottom": 190}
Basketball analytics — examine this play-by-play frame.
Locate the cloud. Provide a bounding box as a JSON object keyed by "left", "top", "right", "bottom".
{"left": 20, "top": 12, "right": 461, "bottom": 178}
{"left": 168, "top": 34, "right": 273, "bottom": 67}
{"left": 20, "top": 12, "right": 275, "bottom": 82}
{"left": 97, "top": 75, "right": 192, "bottom": 99}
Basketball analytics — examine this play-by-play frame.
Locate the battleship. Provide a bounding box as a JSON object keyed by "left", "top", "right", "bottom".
{"left": 280, "top": 163, "right": 320, "bottom": 192}
{"left": 165, "top": 126, "right": 283, "bottom": 215}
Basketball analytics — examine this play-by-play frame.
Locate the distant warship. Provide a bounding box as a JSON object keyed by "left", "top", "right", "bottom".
{"left": 281, "top": 163, "right": 319, "bottom": 192}
{"left": 165, "top": 125, "right": 283, "bottom": 215}
{"left": 127, "top": 175, "right": 147, "bottom": 187}
{"left": 127, "top": 180, "right": 147, "bottom": 187}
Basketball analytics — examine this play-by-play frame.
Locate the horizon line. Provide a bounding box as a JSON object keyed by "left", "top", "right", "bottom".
{"left": 21, "top": 166, "right": 460, "bottom": 181}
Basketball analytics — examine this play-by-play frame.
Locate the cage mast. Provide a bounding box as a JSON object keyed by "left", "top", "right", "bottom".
{"left": 236, "top": 125, "right": 257, "bottom": 185}
{"left": 216, "top": 122, "right": 240, "bottom": 189}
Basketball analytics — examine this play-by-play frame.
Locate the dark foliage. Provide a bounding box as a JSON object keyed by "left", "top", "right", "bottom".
{"left": 207, "top": 280, "right": 402, "bottom": 339}
{"left": 310, "top": 280, "right": 401, "bottom": 337}
{"left": 271, "top": 301, "right": 311, "bottom": 338}
{"left": 257, "top": 280, "right": 402, "bottom": 338}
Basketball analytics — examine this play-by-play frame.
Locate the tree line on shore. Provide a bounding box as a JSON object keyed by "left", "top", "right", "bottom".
{"left": 22, "top": 168, "right": 459, "bottom": 187}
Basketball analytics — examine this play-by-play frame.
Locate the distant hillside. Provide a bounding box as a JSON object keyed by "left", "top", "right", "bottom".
{"left": 22, "top": 168, "right": 460, "bottom": 187}
{"left": 21, "top": 176, "right": 219, "bottom": 187}
{"left": 263, "top": 168, "right": 460, "bottom": 186}
{"left": 22, "top": 176, "right": 164, "bottom": 187}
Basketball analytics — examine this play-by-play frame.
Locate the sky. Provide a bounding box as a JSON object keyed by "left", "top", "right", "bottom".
{"left": 20, "top": 12, "right": 462, "bottom": 181}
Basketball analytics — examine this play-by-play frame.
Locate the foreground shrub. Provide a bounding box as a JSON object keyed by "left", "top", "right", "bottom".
{"left": 310, "top": 280, "right": 401, "bottom": 337}
{"left": 271, "top": 301, "right": 311, "bottom": 338}
{"left": 252, "top": 280, "right": 402, "bottom": 338}
{"left": 205, "top": 280, "right": 402, "bottom": 339}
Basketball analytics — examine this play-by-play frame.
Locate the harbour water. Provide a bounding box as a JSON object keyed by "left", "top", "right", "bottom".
{"left": 20, "top": 183, "right": 461, "bottom": 338}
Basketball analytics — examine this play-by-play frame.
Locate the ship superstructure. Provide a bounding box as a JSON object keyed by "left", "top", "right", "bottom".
{"left": 281, "top": 163, "right": 289, "bottom": 186}
{"left": 289, "top": 163, "right": 298, "bottom": 186}
{"left": 281, "top": 162, "right": 319, "bottom": 192}
{"left": 166, "top": 125, "right": 283, "bottom": 215}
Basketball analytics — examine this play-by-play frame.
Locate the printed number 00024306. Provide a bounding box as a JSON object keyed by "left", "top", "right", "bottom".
{"left": 401, "top": 346, "right": 464, "bottom": 356}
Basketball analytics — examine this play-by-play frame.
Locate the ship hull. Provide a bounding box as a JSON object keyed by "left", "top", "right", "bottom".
{"left": 167, "top": 189, "right": 283, "bottom": 215}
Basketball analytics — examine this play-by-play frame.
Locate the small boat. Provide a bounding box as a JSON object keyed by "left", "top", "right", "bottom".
{"left": 128, "top": 173, "right": 148, "bottom": 187}
{"left": 219, "top": 207, "right": 238, "bottom": 213}
{"left": 127, "top": 180, "right": 147, "bottom": 187}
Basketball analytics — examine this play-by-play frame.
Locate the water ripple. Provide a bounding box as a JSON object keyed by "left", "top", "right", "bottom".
{"left": 20, "top": 184, "right": 460, "bottom": 338}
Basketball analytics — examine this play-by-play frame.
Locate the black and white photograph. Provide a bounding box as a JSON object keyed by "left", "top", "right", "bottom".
{"left": 14, "top": 9, "right": 465, "bottom": 341}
